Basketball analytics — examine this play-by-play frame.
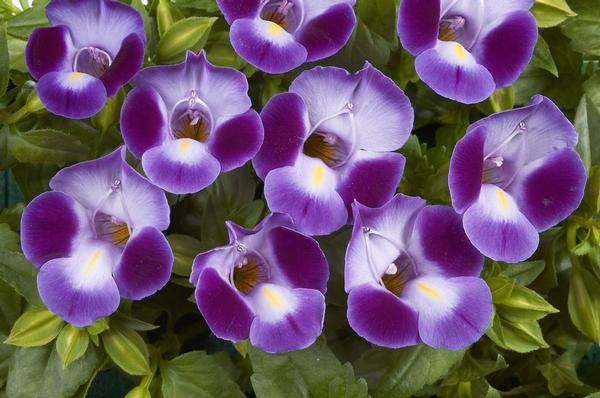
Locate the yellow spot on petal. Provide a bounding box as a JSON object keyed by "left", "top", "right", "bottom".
{"left": 83, "top": 250, "right": 102, "bottom": 275}
{"left": 312, "top": 164, "right": 325, "bottom": 186}
{"left": 68, "top": 72, "right": 85, "bottom": 82}
{"left": 453, "top": 43, "right": 467, "bottom": 60}
{"left": 417, "top": 282, "right": 442, "bottom": 299}
{"left": 179, "top": 139, "right": 193, "bottom": 154}
{"left": 261, "top": 286, "right": 285, "bottom": 309}
{"left": 497, "top": 188, "right": 510, "bottom": 210}
{"left": 266, "top": 21, "right": 285, "bottom": 37}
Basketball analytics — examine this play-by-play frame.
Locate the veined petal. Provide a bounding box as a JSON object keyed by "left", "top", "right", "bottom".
{"left": 403, "top": 275, "right": 492, "bottom": 350}
{"left": 46, "top": 0, "right": 145, "bottom": 57}
{"left": 26, "top": 26, "right": 75, "bottom": 80}
{"left": 21, "top": 191, "right": 88, "bottom": 268}
{"left": 216, "top": 0, "right": 261, "bottom": 24}
{"left": 208, "top": 110, "right": 264, "bottom": 172}
{"left": 296, "top": 3, "right": 356, "bottom": 62}
{"left": 100, "top": 33, "right": 145, "bottom": 97}
{"left": 120, "top": 86, "right": 170, "bottom": 159}
{"left": 195, "top": 267, "right": 255, "bottom": 341}
{"left": 415, "top": 40, "right": 495, "bottom": 104}
{"left": 264, "top": 155, "right": 347, "bottom": 235}
{"left": 248, "top": 284, "right": 325, "bottom": 353}
{"left": 513, "top": 148, "right": 586, "bottom": 232}
{"left": 449, "top": 126, "right": 486, "bottom": 213}
{"left": 113, "top": 227, "right": 173, "bottom": 300}
{"left": 397, "top": 0, "right": 440, "bottom": 55}
{"left": 230, "top": 18, "right": 307, "bottom": 74}
{"left": 347, "top": 283, "right": 419, "bottom": 348}
{"left": 463, "top": 184, "right": 538, "bottom": 263}
{"left": 253, "top": 93, "right": 310, "bottom": 180}
{"left": 190, "top": 247, "right": 232, "bottom": 286}
{"left": 411, "top": 205, "right": 483, "bottom": 278}
{"left": 301, "top": 0, "right": 356, "bottom": 22}
{"left": 37, "top": 241, "right": 121, "bottom": 327}
{"left": 37, "top": 71, "right": 107, "bottom": 119}
{"left": 141, "top": 139, "right": 221, "bottom": 194}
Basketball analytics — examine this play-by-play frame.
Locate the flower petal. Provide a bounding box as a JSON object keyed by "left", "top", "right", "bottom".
{"left": 267, "top": 226, "right": 329, "bottom": 293}
{"left": 403, "top": 275, "right": 492, "bottom": 350}
{"left": 120, "top": 86, "right": 169, "bottom": 159}
{"left": 208, "top": 110, "right": 264, "bottom": 172}
{"left": 37, "top": 242, "right": 121, "bottom": 327}
{"left": 449, "top": 126, "right": 486, "bottom": 213}
{"left": 195, "top": 267, "right": 254, "bottom": 341}
{"left": 337, "top": 151, "right": 405, "bottom": 211}
{"left": 113, "top": 227, "right": 173, "bottom": 300}
{"left": 264, "top": 156, "right": 347, "bottom": 235}
{"left": 397, "top": 0, "right": 440, "bottom": 55}
{"left": 229, "top": 18, "right": 308, "bottom": 74}
{"left": 253, "top": 93, "right": 309, "bottom": 180}
{"left": 216, "top": 0, "right": 260, "bottom": 24}
{"left": 513, "top": 148, "right": 586, "bottom": 231}
{"left": 37, "top": 71, "right": 107, "bottom": 119}
{"left": 248, "top": 285, "right": 325, "bottom": 353}
{"left": 100, "top": 33, "right": 145, "bottom": 97}
{"left": 415, "top": 40, "right": 495, "bottom": 104}
{"left": 347, "top": 283, "right": 419, "bottom": 348}
{"left": 352, "top": 63, "right": 414, "bottom": 151}
{"left": 26, "top": 26, "right": 75, "bottom": 80}
{"left": 463, "top": 184, "right": 538, "bottom": 263}
{"left": 296, "top": 3, "right": 356, "bottom": 62}
{"left": 46, "top": 0, "right": 145, "bottom": 56}
{"left": 141, "top": 139, "right": 221, "bottom": 194}
{"left": 190, "top": 247, "right": 231, "bottom": 286}
{"left": 473, "top": 10, "right": 537, "bottom": 88}
{"left": 21, "top": 191, "right": 87, "bottom": 268}
{"left": 412, "top": 205, "right": 483, "bottom": 277}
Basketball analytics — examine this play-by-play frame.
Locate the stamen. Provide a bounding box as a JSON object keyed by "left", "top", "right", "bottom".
{"left": 303, "top": 132, "right": 349, "bottom": 168}
{"left": 73, "top": 47, "right": 112, "bottom": 78}
{"left": 439, "top": 15, "right": 466, "bottom": 42}
{"left": 170, "top": 94, "right": 213, "bottom": 142}
{"left": 230, "top": 253, "right": 270, "bottom": 294}
{"left": 482, "top": 156, "right": 504, "bottom": 184}
{"left": 93, "top": 213, "right": 130, "bottom": 246}
{"left": 260, "top": 0, "right": 302, "bottom": 31}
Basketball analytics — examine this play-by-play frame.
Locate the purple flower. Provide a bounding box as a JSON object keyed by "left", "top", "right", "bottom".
{"left": 120, "top": 51, "right": 264, "bottom": 195}
{"left": 20, "top": 148, "right": 173, "bottom": 326}
{"left": 449, "top": 95, "right": 586, "bottom": 263}
{"left": 217, "top": 0, "right": 356, "bottom": 73}
{"left": 253, "top": 64, "right": 413, "bottom": 236}
{"left": 190, "top": 213, "right": 328, "bottom": 353}
{"left": 397, "top": 0, "right": 537, "bottom": 104}
{"left": 25, "top": 0, "right": 146, "bottom": 119}
{"left": 345, "top": 195, "right": 492, "bottom": 350}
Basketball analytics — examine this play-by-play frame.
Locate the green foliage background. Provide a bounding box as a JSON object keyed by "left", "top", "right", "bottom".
{"left": 0, "top": 0, "right": 600, "bottom": 397}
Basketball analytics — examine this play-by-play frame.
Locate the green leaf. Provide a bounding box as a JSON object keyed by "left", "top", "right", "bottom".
{"left": 0, "top": 20, "right": 9, "bottom": 97}
{"left": 101, "top": 321, "right": 150, "bottom": 376}
{"left": 532, "top": 0, "right": 577, "bottom": 28}
{"left": 174, "top": 0, "right": 219, "bottom": 12}
{"left": 529, "top": 35, "right": 558, "bottom": 77}
{"left": 56, "top": 324, "right": 90, "bottom": 368}
{"left": 6, "top": 2, "right": 48, "bottom": 40}
{"left": 6, "top": 342, "right": 100, "bottom": 398}
{"left": 568, "top": 263, "right": 600, "bottom": 343}
{"left": 167, "top": 234, "right": 207, "bottom": 276}
{"left": 444, "top": 352, "right": 507, "bottom": 384}
{"left": 562, "top": 0, "right": 600, "bottom": 56}
{"left": 112, "top": 313, "right": 159, "bottom": 331}
{"left": 329, "top": 20, "right": 395, "bottom": 70}
{"left": 160, "top": 351, "right": 244, "bottom": 398}
{"left": 574, "top": 96, "right": 595, "bottom": 172}
{"left": 249, "top": 340, "right": 368, "bottom": 398}
{"left": 500, "top": 260, "right": 546, "bottom": 286}
{"left": 8, "top": 129, "right": 90, "bottom": 166}
{"left": 157, "top": 0, "right": 185, "bottom": 37}
{"left": 486, "top": 313, "right": 549, "bottom": 352}
{"left": 355, "top": 0, "right": 398, "bottom": 42}
{"left": 579, "top": 75, "right": 600, "bottom": 167}
{"left": 494, "top": 283, "right": 558, "bottom": 323}
{"left": 124, "top": 386, "right": 151, "bottom": 398}
{"left": 539, "top": 353, "right": 596, "bottom": 396}
{"left": 156, "top": 16, "right": 217, "bottom": 64}
{"left": 354, "top": 345, "right": 464, "bottom": 398}
{"left": 5, "top": 307, "right": 64, "bottom": 347}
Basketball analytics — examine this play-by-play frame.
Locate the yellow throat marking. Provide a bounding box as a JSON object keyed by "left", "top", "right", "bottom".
{"left": 453, "top": 43, "right": 468, "bottom": 60}
{"left": 266, "top": 21, "right": 285, "bottom": 37}
{"left": 179, "top": 139, "right": 193, "bottom": 154}
{"left": 261, "top": 286, "right": 285, "bottom": 309}
{"left": 497, "top": 189, "right": 510, "bottom": 210}
{"left": 312, "top": 164, "right": 325, "bottom": 186}
{"left": 83, "top": 250, "right": 102, "bottom": 275}
{"left": 68, "top": 72, "right": 85, "bottom": 82}
{"left": 416, "top": 282, "right": 442, "bottom": 299}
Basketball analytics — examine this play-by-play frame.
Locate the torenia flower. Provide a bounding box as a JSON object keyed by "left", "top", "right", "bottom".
{"left": 217, "top": 0, "right": 356, "bottom": 73}
{"left": 26, "top": 0, "right": 146, "bottom": 118}
{"left": 190, "top": 214, "right": 328, "bottom": 353}
{"left": 398, "top": 0, "right": 537, "bottom": 104}
{"left": 345, "top": 195, "right": 492, "bottom": 350}
{"left": 449, "top": 95, "right": 586, "bottom": 263}
{"left": 20, "top": 148, "right": 173, "bottom": 326}
{"left": 120, "top": 51, "right": 263, "bottom": 195}
{"left": 253, "top": 65, "right": 413, "bottom": 236}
